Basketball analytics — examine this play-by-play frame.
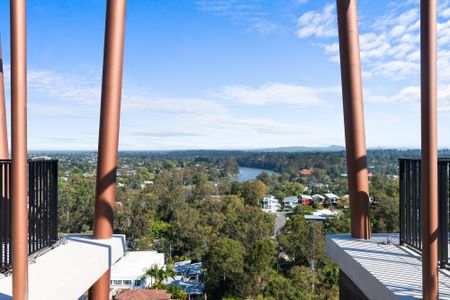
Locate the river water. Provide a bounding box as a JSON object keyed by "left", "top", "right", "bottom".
{"left": 234, "top": 167, "right": 276, "bottom": 182}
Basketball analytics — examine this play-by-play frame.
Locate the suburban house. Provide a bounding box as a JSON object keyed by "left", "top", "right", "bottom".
{"left": 300, "top": 194, "right": 313, "bottom": 205}
{"left": 282, "top": 196, "right": 298, "bottom": 209}
{"left": 110, "top": 251, "right": 165, "bottom": 293}
{"left": 262, "top": 195, "right": 281, "bottom": 213}
{"left": 168, "top": 260, "right": 205, "bottom": 298}
{"left": 304, "top": 209, "right": 339, "bottom": 222}
{"left": 312, "top": 194, "right": 325, "bottom": 203}
{"left": 324, "top": 193, "right": 340, "bottom": 206}
{"left": 299, "top": 168, "right": 313, "bottom": 176}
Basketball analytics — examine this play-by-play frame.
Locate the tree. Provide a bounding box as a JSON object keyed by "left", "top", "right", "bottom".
{"left": 241, "top": 180, "right": 267, "bottom": 206}
{"left": 371, "top": 194, "right": 399, "bottom": 233}
{"left": 277, "top": 216, "right": 326, "bottom": 285}
{"left": 323, "top": 211, "right": 351, "bottom": 234}
{"left": 192, "top": 170, "right": 213, "bottom": 200}
{"left": 204, "top": 238, "right": 246, "bottom": 299}
{"left": 58, "top": 175, "right": 95, "bottom": 233}
{"left": 142, "top": 265, "right": 176, "bottom": 287}
{"left": 241, "top": 238, "right": 277, "bottom": 296}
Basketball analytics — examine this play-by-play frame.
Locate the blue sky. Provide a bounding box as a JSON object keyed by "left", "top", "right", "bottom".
{"left": 0, "top": 0, "right": 449, "bottom": 150}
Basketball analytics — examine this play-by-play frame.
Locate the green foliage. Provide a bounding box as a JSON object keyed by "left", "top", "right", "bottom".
{"left": 323, "top": 211, "right": 351, "bottom": 234}
{"left": 151, "top": 284, "right": 188, "bottom": 300}
{"left": 142, "top": 265, "right": 176, "bottom": 287}
{"left": 58, "top": 175, "right": 95, "bottom": 233}
{"left": 370, "top": 175, "right": 399, "bottom": 233}
{"left": 204, "top": 238, "right": 246, "bottom": 299}
{"left": 241, "top": 180, "right": 267, "bottom": 206}
{"left": 292, "top": 204, "right": 314, "bottom": 216}
{"left": 59, "top": 151, "right": 388, "bottom": 300}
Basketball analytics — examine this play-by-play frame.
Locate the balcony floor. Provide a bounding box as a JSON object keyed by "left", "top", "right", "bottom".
{"left": 326, "top": 233, "right": 450, "bottom": 300}
{"left": 0, "top": 235, "right": 126, "bottom": 300}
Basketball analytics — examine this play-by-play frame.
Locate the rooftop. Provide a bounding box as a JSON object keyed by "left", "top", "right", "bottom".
{"left": 115, "top": 289, "right": 171, "bottom": 300}
{"left": 326, "top": 233, "right": 450, "bottom": 299}
{"left": 111, "top": 251, "right": 164, "bottom": 279}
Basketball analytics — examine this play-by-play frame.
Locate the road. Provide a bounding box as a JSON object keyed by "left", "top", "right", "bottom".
{"left": 274, "top": 212, "right": 287, "bottom": 236}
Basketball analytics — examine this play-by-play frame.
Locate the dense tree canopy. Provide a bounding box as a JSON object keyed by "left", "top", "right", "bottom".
{"left": 54, "top": 149, "right": 407, "bottom": 299}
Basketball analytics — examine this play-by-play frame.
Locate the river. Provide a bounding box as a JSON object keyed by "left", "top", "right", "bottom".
{"left": 234, "top": 166, "right": 276, "bottom": 182}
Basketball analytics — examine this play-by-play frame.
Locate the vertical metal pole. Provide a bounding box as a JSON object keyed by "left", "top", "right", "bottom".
{"left": 399, "top": 159, "right": 404, "bottom": 245}
{"left": 421, "top": 0, "right": 438, "bottom": 298}
{"left": 10, "top": 0, "right": 28, "bottom": 299}
{"left": 0, "top": 37, "right": 9, "bottom": 159}
{"left": 336, "top": 0, "right": 371, "bottom": 239}
{"left": 89, "top": 0, "right": 126, "bottom": 299}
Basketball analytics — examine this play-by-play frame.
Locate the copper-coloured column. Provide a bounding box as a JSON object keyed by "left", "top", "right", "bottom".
{"left": 0, "top": 37, "right": 9, "bottom": 159}
{"left": 89, "top": 0, "right": 127, "bottom": 299}
{"left": 10, "top": 0, "right": 28, "bottom": 299}
{"left": 336, "top": 0, "right": 371, "bottom": 239}
{"left": 421, "top": 0, "right": 438, "bottom": 299}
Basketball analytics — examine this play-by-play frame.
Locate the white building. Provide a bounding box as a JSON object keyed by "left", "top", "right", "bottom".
{"left": 324, "top": 193, "right": 340, "bottom": 206}
{"left": 283, "top": 196, "right": 298, "bottom": 209}
{"left": 110, "top": 251, "right": 164, "bottom": 290}
{"left": 304, "top": 209, "right": 339, "bottom": 221}
{"left": 262, "top": 195, "right": 281, "bottom": 213}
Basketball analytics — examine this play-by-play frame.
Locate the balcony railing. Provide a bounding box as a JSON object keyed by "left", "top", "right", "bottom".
{"left": 0, "top": 159, "right": 58, "bottom": 273}
{"left": 399, "top": 158, "right": 449, "bottom": 267}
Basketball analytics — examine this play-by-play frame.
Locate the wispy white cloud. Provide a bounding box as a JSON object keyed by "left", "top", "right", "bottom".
{"left": 296, "top": 3, "right": 336, "bottom": 38}
{"left": 125, "top": 128, "right": 205, "bottom": 138}
{"left": 367, "top": 84, "right": 450, "bottom": 112}
{"left": 3, "top": 65, "right": 101, "bottom": 104}
{"left": 296, "top": 1, "right": 450, "bottom": 118}
{"left": 3, "top": 63, "right": 343, "bottom": 149}
{"left": 297, "top": 2, "right": 450, "bottom": 83}
{"left": 212, "top": 82, "right": 337, "bottom": 107}
{"left": 123, "top": 94, "right": 228, "bottom": 115}
{"left": 194, "top": 0, "right": 278, "bottom": 35}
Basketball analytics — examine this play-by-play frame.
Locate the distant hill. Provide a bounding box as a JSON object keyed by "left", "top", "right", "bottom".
{"left": 255, "top": 145, "right": 345, "bottom": 153}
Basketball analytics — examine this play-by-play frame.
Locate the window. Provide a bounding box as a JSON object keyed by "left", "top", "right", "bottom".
{"left": 134, "top": 280, "right": 141, "bottom": 287}
{"left": 123, "top": 280, "right": 132, "bottom": 285}
{"left": 112, "top": 280, "right": 122, "bottom": 285}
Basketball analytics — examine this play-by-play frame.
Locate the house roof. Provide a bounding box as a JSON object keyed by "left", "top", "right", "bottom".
{"left": 111, "top": 251, "right": 164, "bottom": 279}
{"left": 283, "top": 196, "right": 298, "bottom": 202}
{"left": 115, "top": 289, "right": 171, "bottom": 300}
{"left": 324, "top": 193, "right": 339, "bottom": 199}
{"left": 173, "top": 260, "right": 192, "bottom": 274}
{"left": 299, "top": 169, "right": 313, "bottom": 176}
{"left": 187, "top": 262, "right": 203, "bottom": 276}
{"left": 300, "top": 194, "right": 313, "bottom": 200}
{"left": 169, "top": 280, "right": 205, "bottom": 295}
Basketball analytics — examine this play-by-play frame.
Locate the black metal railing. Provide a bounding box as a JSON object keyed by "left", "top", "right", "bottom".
{"left": 399, "top": 158, "right": 449, "bottom": 267}
{"left": 0, "top": 159, "right": 58, "bottom": 273}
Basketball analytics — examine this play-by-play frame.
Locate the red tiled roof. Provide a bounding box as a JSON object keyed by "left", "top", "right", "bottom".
{"left": 115, "top": 289, "right": 172, "bottom": 300}
{"left": 299, "top": 169, "right": 313, "bottom": 176}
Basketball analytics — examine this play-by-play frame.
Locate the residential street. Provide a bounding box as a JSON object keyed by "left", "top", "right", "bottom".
{"left": 274, "top": 212, "right": 287, "bottom": 236}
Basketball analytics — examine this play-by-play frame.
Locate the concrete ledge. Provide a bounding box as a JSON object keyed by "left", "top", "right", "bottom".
{"left": 326, "top": 234, "right": 450, "bottom": 300}
{"left": 0, "top": 234, "right": 126, "bottom": 300}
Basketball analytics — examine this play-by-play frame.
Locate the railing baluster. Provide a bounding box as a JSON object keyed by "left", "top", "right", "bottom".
{"left": 400, "top": 159, "right": 405, "bottom": 245}
{"left": 399, "top": 158, "right": 449, "bottom": 266}
{"left": 406, "top": 160, "right": 411, "bottom": 245}
{"left": 0, "top": 159, "right": 58, "bottom": 273}
{"left": 413, "top": 160, "right": 418, "bottom": 249}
